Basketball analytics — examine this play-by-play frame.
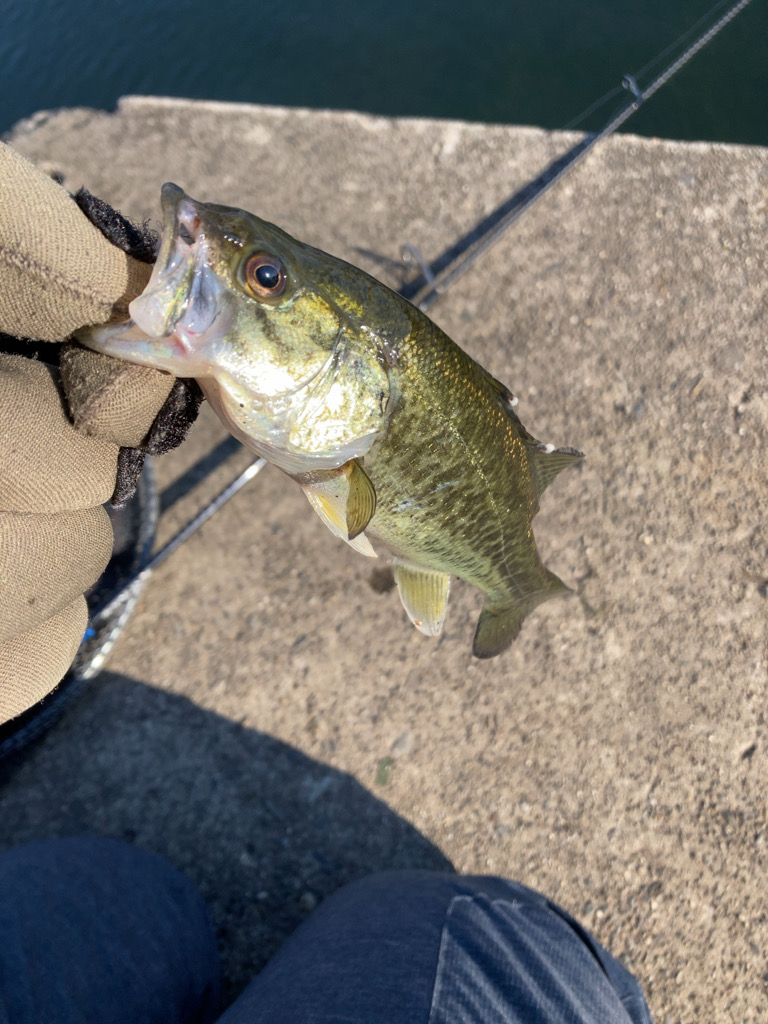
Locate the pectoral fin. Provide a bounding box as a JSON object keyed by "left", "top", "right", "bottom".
{"left": 302, "top": 460, "right": 377, "bottom": 557}
{"left": 393, "top": 562, "right": 451, "bottom": 637}
{"left": 344, "top": 460, "right": 377, "bottom": 540}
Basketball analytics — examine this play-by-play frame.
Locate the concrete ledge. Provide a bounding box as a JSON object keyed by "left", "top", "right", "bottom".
{"left": 2, "top": 99, "right": 767, "bottom": 1019}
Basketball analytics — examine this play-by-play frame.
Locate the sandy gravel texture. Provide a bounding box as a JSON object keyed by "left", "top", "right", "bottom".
{"left": 1, "top": 99, "right": 766, "bottom": 1021}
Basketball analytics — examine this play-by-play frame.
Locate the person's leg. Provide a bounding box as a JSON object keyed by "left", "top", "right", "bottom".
{"left": 0, "top": 837, "right": 221, "bottom": 1024}
{"left": 218, "top": 871, "right": 651, "bottom": 1024}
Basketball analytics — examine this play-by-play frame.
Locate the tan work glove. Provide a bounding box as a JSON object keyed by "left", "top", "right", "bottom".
{"left": 0, "top": 143, "right": 199, "bottom": 723}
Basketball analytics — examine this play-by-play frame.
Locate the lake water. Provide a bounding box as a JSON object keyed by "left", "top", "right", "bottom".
{"left": 1, "top": 0, "right": 765, "bottom": 145}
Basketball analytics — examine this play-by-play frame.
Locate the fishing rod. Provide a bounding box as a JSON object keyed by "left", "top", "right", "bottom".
{"left": 400, "top": 0, "right": 755, "bottom": 311}
{"left": 87, "top": 457, "right": 267, "bottom": 631}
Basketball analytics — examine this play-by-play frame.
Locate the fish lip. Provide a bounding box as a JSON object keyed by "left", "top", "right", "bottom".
{"left": 129, "top": 184, "right": 216, "bottom": 341}
{"left": 161, "top": 182, "right": 201, "bottom": 248}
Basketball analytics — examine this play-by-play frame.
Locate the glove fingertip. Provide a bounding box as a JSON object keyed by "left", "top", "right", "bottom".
{"left": 0, "top": 598, "right": 88, "bottom": 724}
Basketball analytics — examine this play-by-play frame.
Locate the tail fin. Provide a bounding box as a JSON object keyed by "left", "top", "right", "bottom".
{"left": 472, "top": 570, "right": 570, "bottom": 658}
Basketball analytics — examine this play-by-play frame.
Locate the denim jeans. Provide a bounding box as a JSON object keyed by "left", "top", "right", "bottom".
{"left": 0, "top": 838, "right": 651, "bottom": 1023}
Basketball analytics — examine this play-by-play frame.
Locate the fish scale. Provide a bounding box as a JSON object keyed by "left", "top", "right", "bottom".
{"left": 364, "top": 316, "right": 537, "bottom": 586}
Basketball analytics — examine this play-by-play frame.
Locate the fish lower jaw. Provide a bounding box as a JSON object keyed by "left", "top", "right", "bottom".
{"left": 77, "top": 318, "right": 213, "bottom": 379}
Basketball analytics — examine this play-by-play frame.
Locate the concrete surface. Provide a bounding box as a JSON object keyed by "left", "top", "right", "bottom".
{"left": 1, "top": 98, "right": 766, "bottom": 1020}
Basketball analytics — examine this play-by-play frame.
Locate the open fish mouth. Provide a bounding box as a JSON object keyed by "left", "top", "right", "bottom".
{"left": 127, "top": 182, "right": 223, "bottom": 347}
{"left": 76, "top": 184, "right": 230, "bottom": 374}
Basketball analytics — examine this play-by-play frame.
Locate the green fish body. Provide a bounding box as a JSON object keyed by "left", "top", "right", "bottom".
{"left": 81, "top": 184, "right": 582, "bottom": 657}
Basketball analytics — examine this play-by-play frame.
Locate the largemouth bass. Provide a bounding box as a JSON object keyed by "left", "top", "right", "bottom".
{"left": 81, "top": 183, "right": 582, "bottom": 657}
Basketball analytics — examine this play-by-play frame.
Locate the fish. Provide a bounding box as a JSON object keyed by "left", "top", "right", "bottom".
{"left": 79, "top": 183, "right": 583, "bottom": 657}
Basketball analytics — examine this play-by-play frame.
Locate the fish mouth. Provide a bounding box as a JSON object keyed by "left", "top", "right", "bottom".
{"left": 166, "top": 182, "right": 201, "bottom": 246}
{"left": 127, "top": 183, "right": 224, "bottom": 349}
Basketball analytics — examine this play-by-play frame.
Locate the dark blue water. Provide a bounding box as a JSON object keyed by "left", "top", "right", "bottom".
{"left": 1, "top": 0, "right": 765, "bottom": 144}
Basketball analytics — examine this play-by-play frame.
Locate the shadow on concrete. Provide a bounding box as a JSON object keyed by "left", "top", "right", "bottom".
{"left": 0, "top": 673, "right": 453, "bottom": 1001}
{"left": 159, "top": 434, "right": 244, "bottom": 514}
{"left": 354, "top": 136, "right": 592, "bottom": 305}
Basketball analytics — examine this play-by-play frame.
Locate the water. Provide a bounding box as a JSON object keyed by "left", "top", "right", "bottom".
{"left": 1, "top": 0, "right": 765, "bottom": 145}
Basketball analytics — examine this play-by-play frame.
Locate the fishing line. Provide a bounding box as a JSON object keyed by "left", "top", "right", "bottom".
{"left": 403, "top": 0, "right": 756, "bottom": 311}
{"left": 565, "top": 0, "right": 749, "bottom": 131}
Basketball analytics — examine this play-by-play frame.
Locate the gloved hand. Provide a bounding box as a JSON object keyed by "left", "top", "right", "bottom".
{"left": 0, "top": 143, "right": 200, "bottom": 723}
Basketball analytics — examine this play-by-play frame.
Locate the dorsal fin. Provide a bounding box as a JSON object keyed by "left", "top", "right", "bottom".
{"left": 528, "top": 443, "right": 584, "bottom": 499}
{"left": 486, "top": 373, "right": 531, "bottom": 431}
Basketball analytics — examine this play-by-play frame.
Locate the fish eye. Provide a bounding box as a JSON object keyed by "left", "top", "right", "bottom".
{"left": 244, "top": 253, "right": 287, "bottom": 299}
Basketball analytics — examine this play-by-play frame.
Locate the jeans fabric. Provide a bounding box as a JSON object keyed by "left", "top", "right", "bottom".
{"left": 0, "top": 840, "right": 652, "bottom": 1024}
{"left": 217, "top": 871, "right": 652, "bottom": 1024}
{"left": 0, "top": 837, "right": 220, "bottom": 1024}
